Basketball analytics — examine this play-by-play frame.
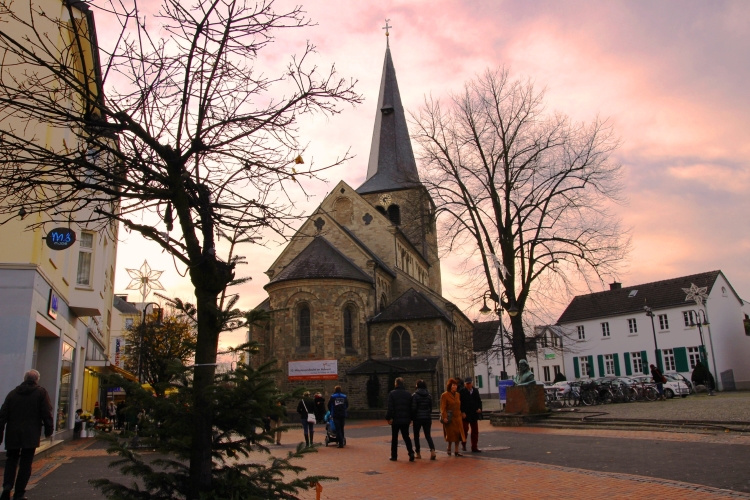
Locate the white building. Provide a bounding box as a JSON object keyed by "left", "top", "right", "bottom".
{"left": 473, "top": 321, "right": 566, "bottom": 399}
{"left": 557, "top": 271, "right": 750, "bottom": 390}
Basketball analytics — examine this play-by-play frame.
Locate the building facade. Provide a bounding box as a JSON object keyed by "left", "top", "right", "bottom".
{"left": 249, "top": 41, "right": 474, "bottom": 409}
{"left": 557, "top": 271, "right": 750, "bottom": 390}
{"left": 0, "top": 0, "right": 118, "bottom": 438}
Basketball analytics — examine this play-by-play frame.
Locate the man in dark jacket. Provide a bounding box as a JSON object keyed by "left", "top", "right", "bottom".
{"left": 0, "top": 370, "right": 54, "bottom": 500}
{"left": 385, "top": 377, "right": 414, "bottom": 461}
{"left": 459, "top": 376, "right": 483, "bottom": 452}
{"left": 650, "top": 364, "right": 667, "bottom": 401}
{"left": 691, "top": 362, "right": 716, "bottom": 396}
{"left": 327, "top": 386, "right": 348, "bottom": 448}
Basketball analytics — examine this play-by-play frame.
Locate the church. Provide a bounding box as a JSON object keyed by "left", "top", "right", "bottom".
{"left": 249, "top": 39, "right": 474, "bottom": 410}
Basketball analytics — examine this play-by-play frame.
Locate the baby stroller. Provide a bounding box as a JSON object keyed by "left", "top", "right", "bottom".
{"left": 323, "top": 411, "right": 346, "bottom": 447}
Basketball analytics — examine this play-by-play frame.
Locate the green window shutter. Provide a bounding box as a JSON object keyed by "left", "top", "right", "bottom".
{"left": 613, "top": 353, "right": 621, "bottom": 376}
{"left": 624, "top": 352, "right": 632, "bottom": 376}
{"left": 574, "top": 357, "right": 580, "bottom": 378}
{"left": 641, "top": 351, "right": 649, "bottom": 374}
{"left": 674, "top": 347, "right": 689, "bottom": 372}
{"left": 597, "top": 355, "right": 605, "bottom": 377}
{"left": 656, "top": 349, "right": 664, "bottom": 372}
{"left": 588, "top": 355, "right": 595, "bottom": 377}
{"left": 477, "top": 375, "right": 483, "bottom": 388}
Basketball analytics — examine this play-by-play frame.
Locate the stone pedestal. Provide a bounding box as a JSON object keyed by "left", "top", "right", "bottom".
{"left": 505, "top": 385, "right": 546, "bottom": 415}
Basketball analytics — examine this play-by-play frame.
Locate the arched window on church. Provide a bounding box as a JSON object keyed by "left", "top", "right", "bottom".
{"left": 375, "top": 206, "right": 387, "bottom": 217}
{"left": 298, "top": 304, "right": 310, "bottom": 348}
{"left": 343, "top": 305, "right": 354, "bottom": 349}
{"left": 390, "top": 326, "right": 411, "bottom": 358}
{"left": 387, "top": 205, "right": 401, "bottom": 225}
{"left": 380, "top": 293, "right": 388, "bottom": 313}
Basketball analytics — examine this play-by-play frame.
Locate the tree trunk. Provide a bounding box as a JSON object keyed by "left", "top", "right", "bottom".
{"left": 509, "top": 313, "right": 527, "bottom": 368}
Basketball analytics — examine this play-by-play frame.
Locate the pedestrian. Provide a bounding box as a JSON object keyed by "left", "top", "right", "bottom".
{"left": 691, "top": 361, "right": 716, "bottom": 396}
{"left": 116, "top": 401, "right": 125, "bottom": 430}
{"left": 411, "top": 379, "right": 436, "bottom": 460}
{"left": 0, "top": 369, "right": 54, "bottom": 500}
{"left": 93, "top": 401, "right": 102, "bottom": 420}
{"left": 440, "top": 378, "right": 465, "bottom": 457}
{"left": 107, "top": 400, "right": 117, "bottom": 425}
{"left": 459, "top": 376, "right": 483, "bottom": 453}
{"left": 269, "top": 400, "right": 286, "bottom": 445}
{"left": 385, "top": 377, "right": 415, "bottom": 462}
{"left": 313, "top": 392, "right": 326, "bottom": 424}
{"left": 73, "top": 409, "right": 83, "bottom": 439}
{"left": 650, "top": 364, "right": 667, "bottom": 401}
{"left": 327, "top": 385, "right": 348, "bottom": 448}
{"left": 297, "top": 391, "right": 316, "bottom": 447}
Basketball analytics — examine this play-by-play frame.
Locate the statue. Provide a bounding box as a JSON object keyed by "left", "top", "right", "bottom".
{"left": 514, "top": 359, "right": 535, "bottom": 386}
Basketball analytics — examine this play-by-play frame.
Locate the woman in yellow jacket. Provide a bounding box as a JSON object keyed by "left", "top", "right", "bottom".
{"left": 440, "top": 378, "right": 466, "bottom": 456}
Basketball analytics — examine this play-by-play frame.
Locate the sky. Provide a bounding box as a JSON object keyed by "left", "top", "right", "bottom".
{"left": 108, "top": 0, "right": 750, "bottom": 348}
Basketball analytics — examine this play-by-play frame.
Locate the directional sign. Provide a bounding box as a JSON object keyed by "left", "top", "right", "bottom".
{"left": 45, "top": 228, "right": 76, "bottom": 250}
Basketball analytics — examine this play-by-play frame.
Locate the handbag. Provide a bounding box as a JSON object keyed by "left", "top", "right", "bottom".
{"left": 440, "top": 410, "right": 453, "bottom": 425}
{"left": 302, "top": 401, "right": 316, "bottom": 424}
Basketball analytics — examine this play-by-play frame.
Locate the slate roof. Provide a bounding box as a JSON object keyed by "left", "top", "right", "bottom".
{"left": 473, "top": 320, "right": 501, "bottom": 353}
{"left": 557, "top": 270, "right": 724, "bottom": 324}
{"left": 113, "top": 296, "right": 139, "bottom": 315}
{"left": 370, "top": 288, "right": 452, "bottom": 324}
{"left": 265, "top": 237, "right": 373, "bottom": 287}
{"left": 253, "top": 297, "right": 271, "bottom": 311}
{"left": 346, "top": 356, "right": 440, "bottom": 375}
{"left": 357, "top": 45, "right": 422, "bottom": 195}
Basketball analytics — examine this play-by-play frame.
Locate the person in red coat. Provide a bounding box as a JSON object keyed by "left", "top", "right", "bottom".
{"left": 0, "top": 370, "right": 54, "bottom": 500}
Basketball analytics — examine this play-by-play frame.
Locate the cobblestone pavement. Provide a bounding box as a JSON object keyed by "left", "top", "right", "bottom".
{"left": 5, "top": 420, "right": 750, "bottom": 499}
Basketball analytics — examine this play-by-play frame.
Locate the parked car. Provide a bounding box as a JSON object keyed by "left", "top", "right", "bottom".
{"left": 665, "top": 374, "right": 692, "bottom": 396}
{"left": 632, "top": 375, "right": 689, "bottom": 398}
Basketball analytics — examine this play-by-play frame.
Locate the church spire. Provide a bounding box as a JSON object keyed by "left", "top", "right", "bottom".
{"left": 356, "top": 35, "right": 421, "bottom": 195}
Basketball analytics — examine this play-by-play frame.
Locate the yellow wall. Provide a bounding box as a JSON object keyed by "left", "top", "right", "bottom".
{"left": 82, "top": 368, "right": 100, "bottom": 413}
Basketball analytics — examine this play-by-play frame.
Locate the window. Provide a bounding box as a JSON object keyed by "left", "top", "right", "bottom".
{"left": 124, "top": 318, "right": 134, "bottom": 330}
{"left": 631, "top": 352, "right": 643, "bottom": 374}
{"left": 628, "top": 290, "right": 638, "bottom": 298}
{"left": 628, "top": 318, "right": 638, "bottom": 334}
{"left": 76, "top": 232, "right": 94, "bottom": 286}
{"left": 343, "top": 306, "right": 354, "bottom": 349}
{"left": 476, "top": 375, "right": 483, "bottom": 388}
{"left": 553, "top": 365, "right": 561, "bottom": 376}
{"left": 543, "top": 366, "right": 551, "bottom": 382}
{"left": 658, "top": 314, "right": 669, "bottom": 330}
{"left": 380, "top": 293, "right": 388, "bottom": 313}
{"left": 375, "top": 206, "right": 387, "bottom": 217}
{"left": 579, "top": 357, "right": 590, "bottom": 378}
{"left": 683, "top": 311, "right": 696, "bottom": 327}
{"left": 390, "top": 326, "right": 411, "bottom": 358}
{"left": 577, "top": 325, "right": 585, "bottom": 340}
{"left": 601, "top": 322, "right": 610, "bottom": 337}
{"left": 387, "top": 205, "right": 401, "bottom": 225}
{"left": 663, "top": 348, "right": 675, "bottom": 371}
{"left": 604, "top": 354, "right": 615, "bottom": 375}
{"left": 298, "top": 305, "right": 311, "bottom": 348}
{"left": 687, "top": 346, "right": 701, "bottom": 369}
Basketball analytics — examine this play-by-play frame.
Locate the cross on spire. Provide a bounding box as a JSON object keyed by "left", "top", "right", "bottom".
{"left": 382, "top": 19, "right": 392, "bottom": 46}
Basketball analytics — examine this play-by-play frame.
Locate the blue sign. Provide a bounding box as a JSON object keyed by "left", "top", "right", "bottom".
{"left": 498, "top": 379, "right": 515, "bottom": 404}
{"left": 45, "top": 228, "right": 76, "bottom": 250}
{"left": 48, "top": 289, "right": 59, "bottom": 320}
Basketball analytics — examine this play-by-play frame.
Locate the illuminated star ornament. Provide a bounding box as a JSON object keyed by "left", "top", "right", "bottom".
{"left": 683, "top": 283, "right": 709, "bottom": 306}
{"left": 126, "top": 260, "right": 165, "bottom": 300}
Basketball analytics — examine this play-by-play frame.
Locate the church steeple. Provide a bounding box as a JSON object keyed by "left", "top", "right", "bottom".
{"left": 356, "top": 42, "right": 421, "bottom": 195}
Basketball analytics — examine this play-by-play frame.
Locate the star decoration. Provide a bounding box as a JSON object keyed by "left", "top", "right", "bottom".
{"left": 683, "top": 282, "right": 709, "bottom": 306}
{"left": 125, "top": 260, "right": 165, "bottom": 300}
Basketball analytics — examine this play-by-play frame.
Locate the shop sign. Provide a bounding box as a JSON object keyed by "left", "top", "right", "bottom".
{"left": 48, "top": 289, "right": 59, "bottom": 319}
{"left": 288, "top": 359, "right": 338, "bottom": 381}
{"left": 45, "top": 227, "right": 76, "bottom": 250}
{"left": 544, "top": 353, "right": 555, "bottom": 360}
{"left": 114, "top": 338, "right": 121, "bottom": 367}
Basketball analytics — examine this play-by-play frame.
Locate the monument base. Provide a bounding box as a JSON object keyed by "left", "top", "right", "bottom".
{"left": 505, "top": 384, "right": 546, "bottom": 415}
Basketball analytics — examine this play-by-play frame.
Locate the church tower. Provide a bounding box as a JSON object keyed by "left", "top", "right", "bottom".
{"left": 356, "top": 43, "right": 442, "bottom": 295}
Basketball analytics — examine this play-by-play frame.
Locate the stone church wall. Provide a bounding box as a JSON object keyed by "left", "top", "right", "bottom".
{"left": 368, "top": 318, "right": 445, "bottom": 358}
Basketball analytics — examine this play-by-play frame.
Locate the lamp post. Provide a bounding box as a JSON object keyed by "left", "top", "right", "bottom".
{"left": 644, "top": 305, "right": 660, "bottom": 372}
{"left": 688, "top": 308, "right": 716, "bottom": 391}
{"left": 138, "top": 302, "right": 162, "bottom": 384}
{"left": 480, "top": 291, "right": 518, "bottom": 380}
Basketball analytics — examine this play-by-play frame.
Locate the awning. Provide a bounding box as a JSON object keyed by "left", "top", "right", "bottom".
{"left": 347, "top": 356, "right": 440, "bottom": 375}
{"left": 84, "top": 362, "right": 138, "bottom": 382}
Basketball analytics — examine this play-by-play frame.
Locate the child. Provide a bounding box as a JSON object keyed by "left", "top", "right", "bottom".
{"left": 74, "top": 409, "right": 83, "bottom": 438}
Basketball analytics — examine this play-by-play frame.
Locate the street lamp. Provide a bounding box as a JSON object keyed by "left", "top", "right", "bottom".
{"left": 687, "top": 309, "right": 715, "bottom": 382}
{"left": 644, "top": 305, "right": 660, "bottom": 372}
{"left": 480, "top": 291, "right": 518, "bottom": 380}
{"left": 138, "top": 302, "right": 163, "bottom": 384}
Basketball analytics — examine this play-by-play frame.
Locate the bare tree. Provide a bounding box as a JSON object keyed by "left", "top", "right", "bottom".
{"left": 412, "top": 68, "right": 627, "bottom": 365}
{"left": 0, "top": 0, "right": 359, "bottom": 496}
